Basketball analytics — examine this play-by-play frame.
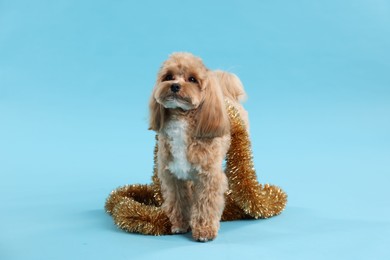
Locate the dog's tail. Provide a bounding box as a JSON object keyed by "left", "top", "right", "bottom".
{"left": 214, "top": 70, "right": 247, "bottom": 103}
{"left": 215, "top": 70, "right": 249, "bottom": 131}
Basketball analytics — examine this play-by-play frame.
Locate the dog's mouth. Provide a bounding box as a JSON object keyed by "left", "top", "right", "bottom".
{"left": 165, "top": 94, "right": 191, "bottom": 103}
{"left": 161, "top": 95, "right": 194, "bottom": 110}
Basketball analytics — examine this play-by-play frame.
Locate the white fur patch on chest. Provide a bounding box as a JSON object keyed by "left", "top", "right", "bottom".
{"left": 164, "top": 119, "right": 192, "bottom": 180}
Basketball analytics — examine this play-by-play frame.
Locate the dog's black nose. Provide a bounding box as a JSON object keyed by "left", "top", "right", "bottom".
{"left": 170, "top": 83, "right": 181, "bottom": 93}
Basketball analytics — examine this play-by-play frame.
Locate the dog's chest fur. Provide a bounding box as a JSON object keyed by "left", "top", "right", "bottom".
{"left": 164, "top": 119, "right": 192, "bottom": 180}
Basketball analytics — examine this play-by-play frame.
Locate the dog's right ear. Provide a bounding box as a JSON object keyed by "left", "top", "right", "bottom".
{"left": 149, "top": 90, "right": 166, "bottom": 132}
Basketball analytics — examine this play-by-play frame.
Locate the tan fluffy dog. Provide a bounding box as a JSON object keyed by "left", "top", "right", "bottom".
{"left": 149, "top": 52, "right": 248, "bottom": 242}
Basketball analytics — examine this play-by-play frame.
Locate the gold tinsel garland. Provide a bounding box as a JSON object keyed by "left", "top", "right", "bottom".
{"left": 105, "top": 101, "right": 287, "bottom": 235}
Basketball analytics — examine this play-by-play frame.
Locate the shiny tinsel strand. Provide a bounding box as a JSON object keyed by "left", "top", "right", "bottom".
{"left": 224, "top": 100, "right": 287, "bottom": 218}
{"left": 112, "top": 197, "right": 171, "bottom": 235}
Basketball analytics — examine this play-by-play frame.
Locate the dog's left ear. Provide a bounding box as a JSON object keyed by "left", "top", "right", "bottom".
{"left": 195, "top": 72, "right": 229, "bottom": 138}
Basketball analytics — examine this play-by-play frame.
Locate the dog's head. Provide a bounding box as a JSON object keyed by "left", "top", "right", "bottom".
{"left": 149, "top": 52, "right": 229, "bottom": 138}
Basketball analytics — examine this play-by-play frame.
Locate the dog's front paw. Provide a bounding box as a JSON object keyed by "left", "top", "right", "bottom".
{"left": 171, "top": 225, "right": 190, "bottom": 234}
{"left": 192, "top": 226, "right": 218, "bottom": 242}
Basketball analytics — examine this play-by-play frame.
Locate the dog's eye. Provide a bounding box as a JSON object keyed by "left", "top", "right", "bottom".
{"left": 188, "top": 77, "right": 198, "bottom": 83}
{"left": 163, "top": 74, "right": 174, "bottom": 81}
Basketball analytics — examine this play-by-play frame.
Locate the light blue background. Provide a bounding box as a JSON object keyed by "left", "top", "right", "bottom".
{"left": 1, "top": 0, "right": 389, "bottom": 259}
